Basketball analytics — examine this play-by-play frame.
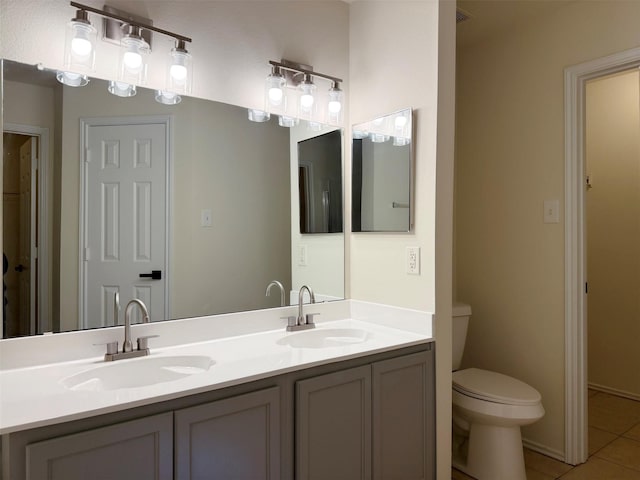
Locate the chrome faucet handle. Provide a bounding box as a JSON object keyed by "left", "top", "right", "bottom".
{"left": 281, "top": 316, "right": 297, "bottom": 330}
{"left": 94, "top": 341, "right": 119, "bottom": 361}
{"left": 305, "top": 313, "right": 320, "bottom": 325}
{"left": 136, "top": 334, "right": 159, "bottom": 351}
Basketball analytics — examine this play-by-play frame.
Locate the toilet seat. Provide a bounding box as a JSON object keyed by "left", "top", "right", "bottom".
{"left": 453, "top": 368, "right": 541, "bottom": 406}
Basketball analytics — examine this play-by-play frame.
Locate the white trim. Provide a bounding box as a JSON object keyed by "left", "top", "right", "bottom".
{"left": 79, "top": 115, "right": 173, "bottom": 329}
{"left": 564, "top": 46, "right": 640, "bottom": 466}
{"left": 4, "top": 123, "right": 51, "bottom": 335}
{"left": 522, "top": 438, "right": 565, "bottom": 463}
{"left": 588, "top": 383, "right": 640, "bottom": 403}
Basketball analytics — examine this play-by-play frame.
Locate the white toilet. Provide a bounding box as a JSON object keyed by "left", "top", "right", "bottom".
{"left": 452, "top": 302, "right": 545, "bottom": 480}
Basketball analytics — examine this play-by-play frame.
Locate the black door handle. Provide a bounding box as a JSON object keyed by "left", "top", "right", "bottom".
{"left": 139, "top": 270, "right": 162, "bottom": 280}
{"left": 15, "top": 264, "right": 26, "bottom": 273}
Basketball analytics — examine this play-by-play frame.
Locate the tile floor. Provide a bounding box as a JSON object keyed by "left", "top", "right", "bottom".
{"left": 452, "top": 390, "right": 640, "bottom": 479}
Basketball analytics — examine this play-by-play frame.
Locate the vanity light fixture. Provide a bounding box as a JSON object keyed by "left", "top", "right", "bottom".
{"left": 250, "top": 59, "right": 344, "bottom": 127}
{"left": 117, "top": 25, "right": 149, "bottom": 87}
{"left": 56, "top": 8, "right": 97, "bottom": 86}
{"left": 57, "top": 1, "right": 193, "bottom": 104}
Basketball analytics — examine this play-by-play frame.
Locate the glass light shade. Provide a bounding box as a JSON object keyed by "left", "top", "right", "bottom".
{"left": 65, "top": 20, "right": 96, "bottom": 68}
{"left": 118, "top": 34, "right": 150, "bottom": 85}
{"left": 248, "top": 109, "right": 271, "bottom": 122}
{"left": 393, "top": 136, "right": 410, "bottom": 147}
{"left": 108, "top": 81, "right": 136, "bottom": 97}
{"left": 370, "top": 133, "right": 390, "bottom": 143}
{"left": 57, "top": 17, "right": 96, "bottom": 86}
{"left": 155, "top": 90, "right": 182, "bottom": 105}
{"left": 352, "top": 130, "right": 368, "bottom": 140}
{"left": 265, "top": 71, "right": 286, "bottom": 113}
{"left": 56, "top": 71, "right": 89, "bottom": 87}
{"left": 298, "top": 78, "right": 316, "bottom": 116}
{"left": 167, "top": 47, "right": 192, "bottom": 95}
{"left": 327, "top": 85, "right": 343, "bottom": 125}
{"left": 278, "top": 115, "right": 299, "bottom": 128}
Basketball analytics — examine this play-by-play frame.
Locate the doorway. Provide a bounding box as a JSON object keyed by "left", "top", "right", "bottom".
{"left": 564, "top": 46, "right": 640, "bottom": 464}
{"left": 585, "top": 69, "right": 640, "bottom": 401}
{"left": 2, "top": 125, "right": 50, "bottom": 338}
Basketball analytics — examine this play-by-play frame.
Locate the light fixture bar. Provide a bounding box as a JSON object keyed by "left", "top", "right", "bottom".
{"left": 268, "top": 60, "right": 342, "bottom": 84}
{"left": 69, "top": 2, "right": 192, "bottom": 43}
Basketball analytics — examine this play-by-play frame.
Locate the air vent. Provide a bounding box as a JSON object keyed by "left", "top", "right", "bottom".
{"left": 456, "top": 8, "right": 471, "bottom": 24}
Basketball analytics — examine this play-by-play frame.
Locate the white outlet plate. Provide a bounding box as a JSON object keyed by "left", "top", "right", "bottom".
{"left": 406, "top": 246, "right": 420, "bottom": 275}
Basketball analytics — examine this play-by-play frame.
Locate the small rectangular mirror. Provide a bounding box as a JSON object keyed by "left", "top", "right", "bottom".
{"left": 351, "top": 108, "right": 412, "bottom": 232}
{"left": 298, "top": 129, "right": 343, "bottom": 234}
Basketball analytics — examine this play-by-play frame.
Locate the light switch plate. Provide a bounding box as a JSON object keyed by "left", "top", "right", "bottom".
{"left": 298, "top": 245, "right": 308, "bottom": 266}
{"left": 200, "top": 209, "right": 212, "bottom": 227}
{"left": 543, "top": 200, "right": 560, "bottom": 224}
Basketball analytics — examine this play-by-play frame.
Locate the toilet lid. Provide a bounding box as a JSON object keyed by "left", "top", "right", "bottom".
{"left": 453, "top": 368, "right": 542, "bottom": 406}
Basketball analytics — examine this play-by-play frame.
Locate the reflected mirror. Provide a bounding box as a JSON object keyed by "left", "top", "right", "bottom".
{"left": 1, "top": 59, "right": 345, "bottom": 338}
{"left": 298, "top": 130, "right": 343, "bottom": 234}
{"left": 351, "top": 108, "right": 412, "bottom": 232}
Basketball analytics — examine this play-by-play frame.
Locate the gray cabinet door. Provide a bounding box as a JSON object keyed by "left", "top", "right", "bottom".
{"left": 296, "top": 365, "right": 372, "bottom": 480}
{"left": 25, "top": 412, "right": 173, "bottom": 480}
{"left": 174, "top": 386, "right": 281, "bottom": 480}
{"left": 372, "top": 350, "right": 435, "bottom": 480}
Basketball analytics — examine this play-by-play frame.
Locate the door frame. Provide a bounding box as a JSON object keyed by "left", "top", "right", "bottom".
{"left": 79, "top": 115, "right": 173, "bottom": 329}
{"left": 3, "top": 123, "right": 50, "bottom": 335}
{"left": 564, "top": 46, "right": 640, "bottom": 465}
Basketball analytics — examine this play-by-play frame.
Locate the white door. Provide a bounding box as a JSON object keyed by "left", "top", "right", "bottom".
{"left": 83, "top": 122, "right": 168, "bottom": 329}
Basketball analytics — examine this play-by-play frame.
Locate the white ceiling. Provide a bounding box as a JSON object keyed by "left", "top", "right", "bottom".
{"left": 456, "top": 0, "right": 573, "bottom": 49}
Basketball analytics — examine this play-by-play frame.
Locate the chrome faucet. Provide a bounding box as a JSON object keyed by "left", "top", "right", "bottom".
{"left": 123, "top": 299, "right": 150, "bottom": 352}
{"left": 283, "top": 285, "right": 319, "bottom": 332}
{"left": 265, "top": 280, "right": 286, "bottom": 307}
{"left": 99, "top": 298, "right": 158, "bottom": 362}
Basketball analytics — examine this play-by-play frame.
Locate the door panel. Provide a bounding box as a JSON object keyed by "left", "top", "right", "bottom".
{"left": 84, "top": 122, "right": 167, "bottom": 329}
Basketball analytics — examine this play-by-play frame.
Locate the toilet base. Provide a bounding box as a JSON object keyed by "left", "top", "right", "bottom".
{"left": 461, "top": 423, "right": 526, "bottom": 480}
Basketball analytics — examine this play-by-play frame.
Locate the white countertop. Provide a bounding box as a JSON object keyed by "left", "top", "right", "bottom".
{"left": 0, "top": 300, "right": 433, "bottom": 435}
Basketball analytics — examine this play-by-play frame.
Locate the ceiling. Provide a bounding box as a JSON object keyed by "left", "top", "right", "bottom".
{"left": 456, "top": 0, "right": 573, "bottom": 49}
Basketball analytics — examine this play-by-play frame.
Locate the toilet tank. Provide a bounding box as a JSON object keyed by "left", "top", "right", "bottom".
{"left": 452, "top": 302, "right": 472, "bottom": 371}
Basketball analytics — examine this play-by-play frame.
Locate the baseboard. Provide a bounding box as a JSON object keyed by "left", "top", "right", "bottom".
{"left": 588, "top": 382, "right": 640, "bottom": 402}
{"left": 522, "top": 437, "right": 566, "bottom": 463}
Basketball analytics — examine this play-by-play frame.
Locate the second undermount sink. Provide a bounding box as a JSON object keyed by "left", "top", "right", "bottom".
{"left": 61, "top": 355, "right": 215, "bottom": 392}
{"left": 277, "top": 328, "right": 371, "bottom": 349}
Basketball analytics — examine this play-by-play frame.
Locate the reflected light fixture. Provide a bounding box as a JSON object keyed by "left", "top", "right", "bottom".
{"left": 57, "top": 7, "right": 96, "bottom": 86}
{"left": 250, "top": 59, "right": 344, "bottom": 127}
{"left": 155, "top": 90, "right": 181, "bottom": 105}
{"left": 58, "top": 2, "right": 193, "bottom": 105}
{"left": 248, "top": 109, "right": 271, "bottom": 122}
{"left": 108, "top": 81, "right": 136, "bottom": 97}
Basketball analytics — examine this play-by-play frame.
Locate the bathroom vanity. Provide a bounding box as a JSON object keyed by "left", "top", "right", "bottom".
{"left": 0, "top": 301, "right": 435, "bottom": 480}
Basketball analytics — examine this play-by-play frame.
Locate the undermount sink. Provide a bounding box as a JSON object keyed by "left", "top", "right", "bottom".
{"left": 277, "top": 328, "right": 371, "bottom": 349}
{"left": 61, "top": 355, "right": 215, "bottom": 392}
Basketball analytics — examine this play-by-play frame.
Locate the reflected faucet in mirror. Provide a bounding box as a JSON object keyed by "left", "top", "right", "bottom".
{"left": 265, "top": 280, "right": 286, "bottom": 307}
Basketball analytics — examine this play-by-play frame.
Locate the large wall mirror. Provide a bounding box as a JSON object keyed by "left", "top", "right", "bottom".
{"left": 352, "top": 108, "right": 413, "bottom": 232}
{"left": 1, "top": 59, "right": 345, "bottom": 338}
